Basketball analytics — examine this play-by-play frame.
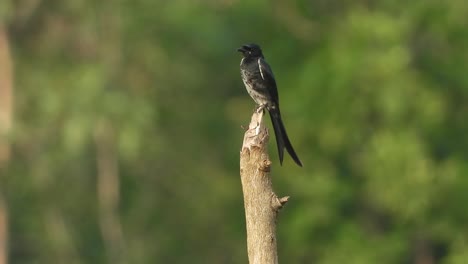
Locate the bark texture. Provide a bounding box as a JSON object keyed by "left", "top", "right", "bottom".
{"left": 240, "top": 111, "right": 289, "bottom": 264}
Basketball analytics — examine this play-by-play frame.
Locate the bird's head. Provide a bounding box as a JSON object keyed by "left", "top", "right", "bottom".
{"left": 237, "top": 43, "right": 263, "bottom": 58}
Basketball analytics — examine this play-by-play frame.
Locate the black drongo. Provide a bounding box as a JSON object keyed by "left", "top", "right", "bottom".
{"left": 237, "top": 43, "right": 302, "bottom": 167}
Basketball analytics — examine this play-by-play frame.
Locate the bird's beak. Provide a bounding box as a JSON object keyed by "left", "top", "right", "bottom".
{"left": 237, "top": 46, "right": 247, "bottom": 52}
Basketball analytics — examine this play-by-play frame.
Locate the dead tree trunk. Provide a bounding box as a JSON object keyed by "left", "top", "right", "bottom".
{"left": 240, "top": 111, "right": 289, "bottom": 264}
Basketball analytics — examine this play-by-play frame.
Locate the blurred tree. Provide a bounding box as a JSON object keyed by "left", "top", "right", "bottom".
{"left": 2, "top": 0, "right": 468, "bottom": 263}
{"left": 0, "top": 21, "right": 13, "bottom": 264}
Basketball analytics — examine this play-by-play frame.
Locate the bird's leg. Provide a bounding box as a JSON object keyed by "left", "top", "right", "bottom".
{"left": 253, "top": 104, "right": 267, "bottom": 135}
{"left": 256, "top": 104, "right": 267, "bottom": 113}
{"left": 245, "top": 105, "right": 264, "bottom": 134}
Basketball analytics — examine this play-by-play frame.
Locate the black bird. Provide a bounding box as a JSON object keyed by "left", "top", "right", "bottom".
{"left": 237, "top": 43, "right": 302, "bottom": 167}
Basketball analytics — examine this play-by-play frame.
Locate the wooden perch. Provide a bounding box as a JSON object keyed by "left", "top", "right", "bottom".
{"left": 240, "top": 110, "right": 289, "bottom": 264}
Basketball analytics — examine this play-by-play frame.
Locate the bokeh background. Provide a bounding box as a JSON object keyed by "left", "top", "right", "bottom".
{"left": 1, "top": 0, "right": 468, "bottom": 263}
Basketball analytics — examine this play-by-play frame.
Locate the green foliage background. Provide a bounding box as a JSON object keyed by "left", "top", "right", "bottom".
{"left": 2, "top": 0, "right": 468, "bottom": 263}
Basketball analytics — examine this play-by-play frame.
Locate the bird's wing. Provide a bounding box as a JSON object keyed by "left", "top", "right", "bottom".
{"left": 258, "top": 58, "right": 279, "bottom": 104}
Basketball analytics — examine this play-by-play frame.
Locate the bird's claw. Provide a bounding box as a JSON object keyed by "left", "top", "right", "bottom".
{"left": 255, "top": 104, "right": 267, "bottom": 113}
